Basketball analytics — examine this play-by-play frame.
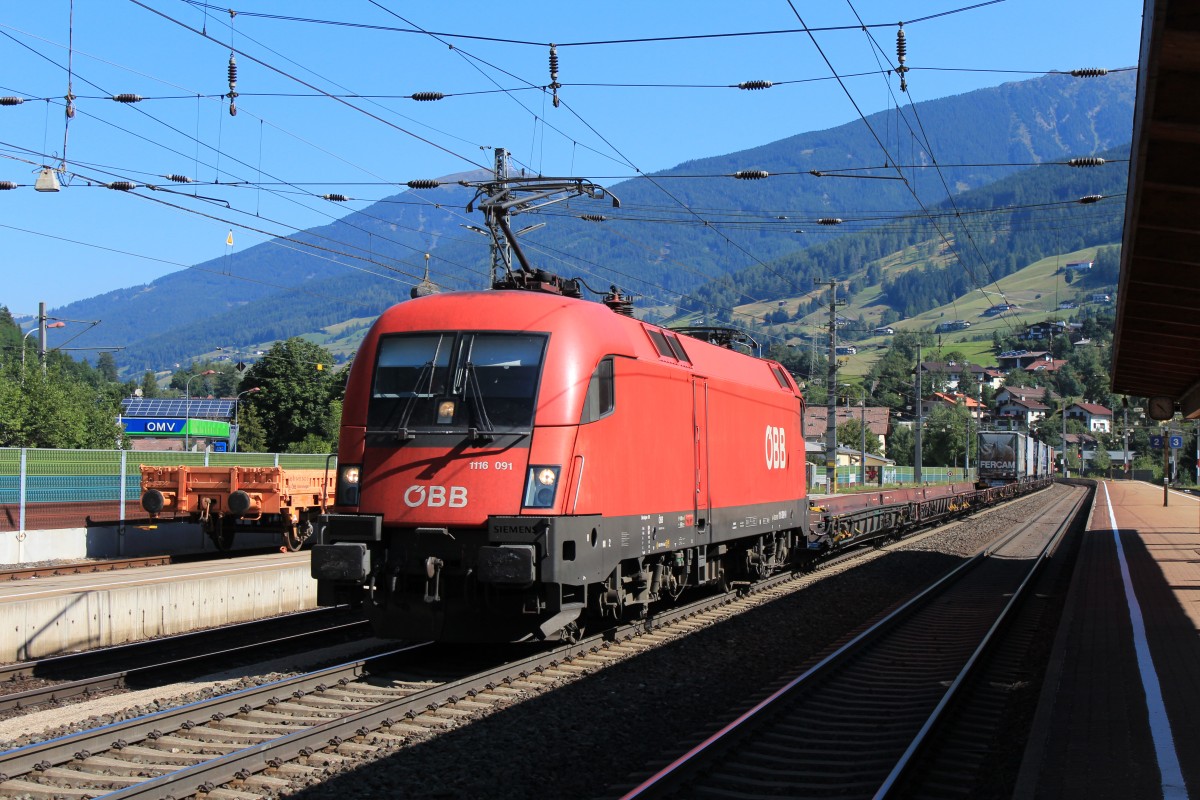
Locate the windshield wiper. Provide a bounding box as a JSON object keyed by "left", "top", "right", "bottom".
{"left": 463, "top": 362, "right": 495, "bottom": 443}
{"left": 366, "top": 361, "right": 436, "bottom": 440}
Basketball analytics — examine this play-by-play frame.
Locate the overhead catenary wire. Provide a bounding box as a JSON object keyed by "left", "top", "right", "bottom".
{"left": 0, "top": 2, "right": 1130, "bottom": 365}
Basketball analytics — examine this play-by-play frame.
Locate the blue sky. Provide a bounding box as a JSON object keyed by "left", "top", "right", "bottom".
{"left": 1, "top": 1, "right": 1144, "bottom": 324}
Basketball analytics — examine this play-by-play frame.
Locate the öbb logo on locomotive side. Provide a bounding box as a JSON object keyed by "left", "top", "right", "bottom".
{"left": 764, "top": 425, "right": 787, "bottom": 470}
{"left": 403, "top": 485, "right": 468, "bottom": 508}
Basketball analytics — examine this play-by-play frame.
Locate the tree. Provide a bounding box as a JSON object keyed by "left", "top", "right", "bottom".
{"left": 139, "top": 370, "right": 161, "bottom": 398}
{"left": 888, "top": 423, "right": 914, "bottom": 467}
{"left": 922, "top": 403, "right": 972, "bottom": 468}
{"left": 238, "top": 338, "right": 341, "bottom": 453}
{"left": 0, "top": 364, "right": 124, "bottom": 449}
{"left": 96, "top": 352, "right": 119, "bottom": 383}
{"left": 837, "top": 418, "right": 882, "bottom": 456}
{"left": 1090, "top": 447, "right": 1112, "bottom": 476}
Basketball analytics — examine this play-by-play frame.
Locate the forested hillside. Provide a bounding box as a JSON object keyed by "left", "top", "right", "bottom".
{"left": 43, "top": 71, "right": 1135, "bottom": 374}
{"left": 691, "top": 143, "right": 1129, "bottom": 323}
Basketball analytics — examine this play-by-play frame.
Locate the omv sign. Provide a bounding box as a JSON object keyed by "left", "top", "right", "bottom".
{"left": 124, "top": 418, "right": 187, "bottom": 435}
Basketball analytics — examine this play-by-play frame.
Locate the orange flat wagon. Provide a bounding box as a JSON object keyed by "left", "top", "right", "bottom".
{"left": 139, "top": 464, "right": 335, "bottom": 551}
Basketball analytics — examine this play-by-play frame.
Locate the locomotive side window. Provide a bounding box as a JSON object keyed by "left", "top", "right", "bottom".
{"left": 580, "top": 357, "right": 615, "bottom": 423}
{"left": 770, "top": 364, "right": 791, "bottom": 390}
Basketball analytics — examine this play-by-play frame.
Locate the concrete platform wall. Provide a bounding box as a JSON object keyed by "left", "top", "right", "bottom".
{"left": 1, "top": 524, "right": 290, "bottom": 566}
{"left": 0, "top": 562, "right": 317, "bottom": 661}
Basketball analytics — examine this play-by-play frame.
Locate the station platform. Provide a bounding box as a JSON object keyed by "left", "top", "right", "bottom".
{"left": 1016, "top": 480, "right": 1200, "bottom": 799}
{"left": 0, "top": 551, "right": 316, "bottom": 662}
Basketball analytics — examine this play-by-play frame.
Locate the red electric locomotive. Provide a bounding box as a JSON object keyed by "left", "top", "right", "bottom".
{"left": 313, "top": 277, "right": 808, "bottom": 643}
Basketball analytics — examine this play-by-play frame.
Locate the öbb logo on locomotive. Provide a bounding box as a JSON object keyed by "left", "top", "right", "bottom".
{"left": 402, "top": 485, "right": 468, "bottom": 508}
{"left": 765, "top": 425, "right": 788, "bottom": 470}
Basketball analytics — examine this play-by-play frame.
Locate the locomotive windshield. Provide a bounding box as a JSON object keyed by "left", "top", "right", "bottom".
{"left": 369, "top": 332, "right": 547, "bottom": 437}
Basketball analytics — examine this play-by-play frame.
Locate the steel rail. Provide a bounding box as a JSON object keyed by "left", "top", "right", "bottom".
{"left": 618, "top": 486, "right": 1085, "bottom": 799}
{"left": 0, "top": 618, "right": 371, "bottom": 712}
{"left": 875, "top": 486, "right": 1088, "bottom": 797}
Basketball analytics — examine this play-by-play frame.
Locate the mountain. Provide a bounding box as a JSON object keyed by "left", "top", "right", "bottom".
{"left": 45, "top": 71, "right": 1135, "bottom": 374}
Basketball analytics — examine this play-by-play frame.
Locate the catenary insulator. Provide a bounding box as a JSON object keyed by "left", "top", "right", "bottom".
{"left": 738, "top": 80, "right": 773, "bottom": 90}
{"left": 734, "top": 170, "right": 769, "bottom": 180}
{"left": 322, "top": 193, "right": 350, "bottom": 202}
{"left": 107, "top": 181, "right": 136, "bottom": 191}
{"left": 549, "top": 44, "right": 561, "bottom": 108}
{"left": 0, "top": 97, "right": 25, "bottom": 106}
{"left": 411, "top": 92, "right": 444, "bottom": 101}
{"left": 1078, "top": 194, "right": 1103, "bottom": 204}
{"left": 1071, "top": 68, "right": 1108, "bottom": 77}
{"left": 112, "top": 94, "right": 143, "bottom": 103}
{"left": 227, "top": 53, "right": 239, "bottom": 117}
{"left": 65, "top": 92, "right": 75, "bottom": 118}
{"left": 581, "top": 214, "right": 607, "bottom": 222}
{"left": 896, "top": 28, "right": 907, "bottom": 62}
{"left": 817, "top": 217, "right": 843, "bottom": 225}
{"left": 1068, "top": 157, "right": 1105, "bottom": 167}
{"left": 0, "top": 181, "right": 17, "bottom": 190}
{"left": 406, "top": 179, "right": 441, "bottom": 189}
{"left": 165, "top": 174, "right": 193, "bottom": 183}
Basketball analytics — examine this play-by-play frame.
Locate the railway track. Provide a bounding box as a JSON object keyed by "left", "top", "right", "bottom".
{"left": 0, "top": 524, "right": 947, "bottom": 799}
{"left": 0, "top": 608, "right": 370, "bottom": 713}
{"left": 614, "top": 484, "right": 1089, "bottom": 800}
{"left": 0, "top": 488, "right": 1057, "bottom": 799}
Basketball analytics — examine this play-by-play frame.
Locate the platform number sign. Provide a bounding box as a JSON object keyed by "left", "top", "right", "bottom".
{"left": 1150, "top": 435, "right": 1164, "bottom": 449}
{"left": 1169, "top": 435, "right": 1184, "bottom": 450}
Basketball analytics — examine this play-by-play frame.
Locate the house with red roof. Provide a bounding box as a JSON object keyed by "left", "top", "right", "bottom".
{"left": 1066, "top": 402, "right": 1114, "bottom": 434}
{"left": 925, "top": 391, "right": 989, "bottom": 421}
{"left": 1024, "top": 358, "right": 1069, "bottom": 375}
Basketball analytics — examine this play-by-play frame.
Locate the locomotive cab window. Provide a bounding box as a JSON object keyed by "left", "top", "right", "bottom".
{"left": 770, "top": 364, "right": 793, "bottom": 390}
{"left": 580, "top": 357, "right": 615, "bottom": 423}
{"left": 368, "top": 332, "right": 547, "bottom": 437}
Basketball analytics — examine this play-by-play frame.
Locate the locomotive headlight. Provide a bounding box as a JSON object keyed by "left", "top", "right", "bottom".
{"left": 337, "top": 464, "right": 362, "bottom": 506}
{"left": 437, "top": 399, "right": 456, "bottom": 424}
{"left": 523, "top": 465, "right": 561, "bottom": 509}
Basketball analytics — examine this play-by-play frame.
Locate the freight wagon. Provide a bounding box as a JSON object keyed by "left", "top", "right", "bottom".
{"left": 140, "top": 464, "right": 334, "bottom": 551}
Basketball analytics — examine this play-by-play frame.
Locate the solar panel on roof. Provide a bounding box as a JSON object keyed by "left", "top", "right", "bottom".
{"left": 121, "top": 398, "right": 236, "bottom": 419}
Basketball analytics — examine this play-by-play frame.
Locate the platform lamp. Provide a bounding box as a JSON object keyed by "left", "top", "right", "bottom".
{"left": 233, "top": 387, "right": 261, "bottom": 452}
{"left": 185, "top": 370, "right": 216, "bottom": 452}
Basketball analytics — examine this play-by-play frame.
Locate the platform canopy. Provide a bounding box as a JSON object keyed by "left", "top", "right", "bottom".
{"left": 1113, "top": 0, "right": 1200, "bottom": 419}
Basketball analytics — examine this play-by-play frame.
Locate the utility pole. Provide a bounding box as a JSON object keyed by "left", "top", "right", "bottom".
{"left": 1123, "top": 397, "right": 1130, "bottom": 480}
{"left": 859, "top": 387, "right": 867, "bottom": 486}
{"left": 818, "top": 279, "right": 841, "bottom": 493}
{"left": 914, "top": 343, "right": 923, "bottom": 485}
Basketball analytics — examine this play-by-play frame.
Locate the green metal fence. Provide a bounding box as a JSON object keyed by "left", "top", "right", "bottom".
{"left": 0, "top": 448, "right": 337, "bottom": 533}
